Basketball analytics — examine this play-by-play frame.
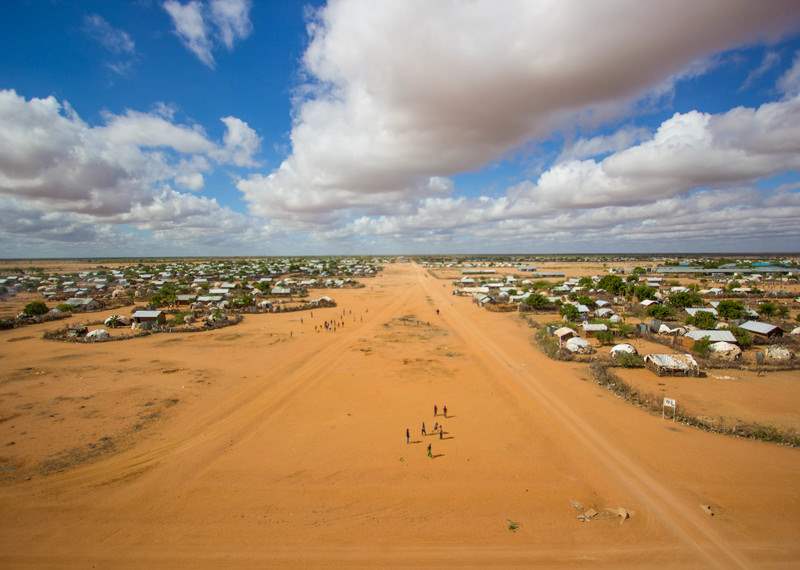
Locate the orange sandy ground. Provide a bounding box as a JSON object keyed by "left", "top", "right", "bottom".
{"left": 0, "top": 263, "right": 799, "bottom": 568}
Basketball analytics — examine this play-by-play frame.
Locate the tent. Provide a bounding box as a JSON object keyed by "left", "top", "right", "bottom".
{"left": 708, "top": 341, "right": 741, "bottom": 361}
{"left": 565, "top": 337, "right": 593, "bottom": 354}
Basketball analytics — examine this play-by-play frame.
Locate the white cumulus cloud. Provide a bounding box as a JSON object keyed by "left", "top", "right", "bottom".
{"left": 239, "top": 0, "right": 800, "bottom": 224}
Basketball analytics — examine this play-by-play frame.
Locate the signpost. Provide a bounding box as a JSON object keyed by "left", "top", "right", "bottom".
{"left": 662, "top": 397, "right": 677, "bottom": 421}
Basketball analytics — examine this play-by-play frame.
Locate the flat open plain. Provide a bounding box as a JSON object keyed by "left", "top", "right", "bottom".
{"left": 1, "top": 262, "right": 799, "bottom": 568}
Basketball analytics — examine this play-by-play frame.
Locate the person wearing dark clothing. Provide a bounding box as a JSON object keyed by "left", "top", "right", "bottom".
{"left": 406, "top": 428, "right": 410, "bottom": 444}
{"left": 427, "top": 444, "right": 433, "bottom": 458}
{"left": 421, "top": 422, "right": 426, "bottom": 436}
{"left": 433, "top": 404, "right": 438, "bottom": 417}
{"left": 443, "top": 405, "right": 448, "bottom": 418}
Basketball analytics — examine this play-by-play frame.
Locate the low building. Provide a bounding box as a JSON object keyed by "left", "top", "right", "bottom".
{"left": 739, "top": 320, "right": 784, "bottom": 339}
{"left": 684, "top": 330, "right": 737, "bottom": 343}
{"left": 132, "top": 310, "right": 166, "bottom": 325}
{"left": 553, "top": 326, "right": 577, "bottom": 344}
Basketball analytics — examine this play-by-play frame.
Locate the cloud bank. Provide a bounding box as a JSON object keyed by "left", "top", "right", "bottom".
{"left": 0, "top": 89, "right": 266, "bottom": 253}
{"left": 239, "top": 0, "right": 800, "bottom": 228}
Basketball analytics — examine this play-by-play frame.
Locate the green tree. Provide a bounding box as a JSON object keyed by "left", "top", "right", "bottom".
{"left": 633, "top": 284, "right": 656, "bottom": 301}
{"left": 687, "top": 310, "right": 717, "bottom": 329}
{"left": 716, "top": 299, "right": 746, "bottom": 320}
{"left": 56, "top": 303, "right": 74, "bottom": 312}
{"left": 692, "top": 337, "right": 712, "bottom": 358}
{"left": 632, "top": 266, "right": 647, "bottom": 277}
{"left": 597, "top": 275, "right": 625, "bottom": 295}
{"left": 596, "top": 330, "right": 615, "bottom": 345}
{"left": 758, "top": 301, "right": 779, "bottom": 318}
{"left": 730, "top": 326, "right": 753, "bottom": 348}
{"left": 559, "top": 303, "right": 580, "bottom": 322}
{"left": 525, "top": 293, "right": 549, "bottom": 310}
{"left": 647, "top": 304, "right": 673, "bottom": 320}
{"left": 667, "top": 290, "right": 702, "bottom": 308}
{"left": 578, "top": 276, "right": 593, "bottom": 288}
{"left": 23, "top": 301, "right": 48, "bottom": 316}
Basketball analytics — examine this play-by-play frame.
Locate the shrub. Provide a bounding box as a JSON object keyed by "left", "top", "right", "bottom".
{"left": 647, "top": 304, "right": 673, "bottom": 320}
{"left": 559, "top": 303, "right": 580, "bottom": 322}
{"left": 667, "top": 290, "right": 703, "bottom": 308}
{"left": 687, "top": 310, "right": 717, "bottom": 329}
{"left": 56, "top": 303, "right": 74, "bottom": 312}
{"left": 525, "top": 293, "right": 550, "bottom": 310}
{"left": 171, "top": 312, "right": 188, "bottom": 325}
{"left": 614, "top": 352, "right": 645, "bottom": 368}
{"left": 596, "top": 330, "right": 615, "bottom": 345}
{"left": 616, "top": 323, "right": 636, "bottom": 337}
{"left": 692, "top": 337, "right": 712, "bottom": 358}
{"left": 758, "top": 301, "right": 779, "bottom": 318}
{"left": 23, "top": 301, "right": 48, "bottom": 317}
{"left": 633, "top": 284, "right": 656, "bottom": 301}
{"left": 597, "top": 275, "right": 625, "bottom": 295}
{"left": 730, "top": 326, "right": 753, "bottom": 348}
{"left": 717, "top": 299, "right": 746, "bottom": 320}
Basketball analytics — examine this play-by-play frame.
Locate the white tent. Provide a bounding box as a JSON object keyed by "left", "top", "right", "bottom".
{"left": 610, "top": 343, "right": 637, "bottom": 356}
{"left": 565, "top": 337, "right": 593, "bottom": 354}
{"left": 708, "top": 341, "right": 741, "bottom": 361}
{"left": 86, "top": 329, "right": 110, "bottom": 341}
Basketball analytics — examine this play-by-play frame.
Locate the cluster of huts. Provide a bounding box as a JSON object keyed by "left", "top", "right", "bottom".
{"left": 445, "top": 258, "right": 799, "bottom": 375}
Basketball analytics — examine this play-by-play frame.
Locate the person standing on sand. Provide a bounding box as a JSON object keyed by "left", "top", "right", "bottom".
{"left": 421, "top": 422, "right": 426, "bottom": 436}
{"left": 427, "top": 444, "right": 433, "bottom": 458}
{"left": 406, "top": 428, "right": 410, "bottom": 444}
{"left": 434, "top": 404, "right": 438, "bottom": 417}
{"left": 443, "top": 405, "right": 447, "bottom": 418}
{"left": 439, "top": 425, "right": 443, "bottom": 439}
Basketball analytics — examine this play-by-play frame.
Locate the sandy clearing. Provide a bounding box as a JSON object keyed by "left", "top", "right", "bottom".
{"left": 0, "top": 263, "right": 798, "bottom": 568}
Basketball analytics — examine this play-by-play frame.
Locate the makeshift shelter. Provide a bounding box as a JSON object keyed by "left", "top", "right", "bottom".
{"left": 104, "top": 314, "right": 130, "bottom": 327}
{"left": 610, "top": 343, "right": 637, "bottom": 357}
{"left": 565, "top": 337, "right": 593, "bottom": 354}
{"left": 708, "top": 341, "right": 741, "bottom": 361}
{"left": 86, "top": 329, "right": 110, "bottom": 341}
{"left": 764, "top": 345, "right": 794, "bottom": 362}
{"left": 582, "top": 323, "right": 608, "bottom": 334}
{"left": 658, "top": 323, "right": 686, "bottom": 336}
{"left": 553, "top": 327, "right": 577, "bottom": 344}
{"left": 644, "top": 354, "right": 700, "bottom": 377}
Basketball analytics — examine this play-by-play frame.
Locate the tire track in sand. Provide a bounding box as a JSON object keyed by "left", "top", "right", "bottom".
{"left": 29, "top": 282, "right": 418, "bottom": 493}
{"left": 415, "top": 263, "right": 751, "bottom": 570}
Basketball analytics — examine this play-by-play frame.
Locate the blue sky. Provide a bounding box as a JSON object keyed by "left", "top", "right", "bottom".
{"left": 1, "top": 1, "right": 800, "bottom": 256}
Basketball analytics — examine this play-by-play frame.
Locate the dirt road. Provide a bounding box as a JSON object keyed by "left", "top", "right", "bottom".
{"left": 1, "top": 262, "right": 798, "bottom": 568}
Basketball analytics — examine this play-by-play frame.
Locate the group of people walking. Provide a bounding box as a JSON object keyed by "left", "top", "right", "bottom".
{"left": 313, "top": 307, "right": 367, "bottom": 333}
{"left": 406, "top": 403, "right": 450, "bottom": 458}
